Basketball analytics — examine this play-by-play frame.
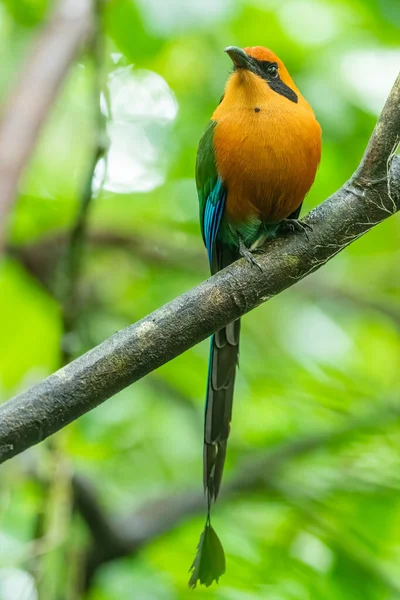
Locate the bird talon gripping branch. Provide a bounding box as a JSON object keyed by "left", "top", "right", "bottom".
{"left": 190, "top": 45, "right": 321, "bottom": 586}
{"left": 279, "top": 218, "right": 313, "bottom": 239}
{"left": 239, "top": 238, "right": 263, "bottom": 270}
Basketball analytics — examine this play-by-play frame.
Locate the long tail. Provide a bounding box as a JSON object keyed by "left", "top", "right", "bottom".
{"left": 204, "top": 317, "right": 240, "bottom": 505}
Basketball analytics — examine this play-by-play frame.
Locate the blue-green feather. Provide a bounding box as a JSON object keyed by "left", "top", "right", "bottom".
{"left": 196, "top": 121, "right": 226, "bottom": 267}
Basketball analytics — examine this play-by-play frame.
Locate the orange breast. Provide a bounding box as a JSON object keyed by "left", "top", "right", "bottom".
{"left": 213, "top": 93, "right": 321, "bottom": 224}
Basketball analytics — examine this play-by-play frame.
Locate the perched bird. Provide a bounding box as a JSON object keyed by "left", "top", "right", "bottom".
{"left": 190, "top": 45, "right": 321, "bottom": 588}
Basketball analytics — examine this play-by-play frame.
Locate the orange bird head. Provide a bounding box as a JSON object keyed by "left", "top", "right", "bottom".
{"left": 211, "top": 45, "right": 321, "bottom": 225}
{"left": 222, "top": 45, "right": 306, "bottom": 110}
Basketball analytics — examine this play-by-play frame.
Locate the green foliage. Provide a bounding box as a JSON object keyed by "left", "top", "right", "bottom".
{"left": 104, "top": 0, "right": 165, "bottom": 62}
{"left": 0, "top": 259, "right": 60, "bottom": 389}
{"left": 1, "top": 0, "right": 50, "bottom": 27}
{"left": 0, "top": 0, "right": 400, "bottom": 599}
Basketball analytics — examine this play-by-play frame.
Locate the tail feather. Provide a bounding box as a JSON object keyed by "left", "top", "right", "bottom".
{"left": 204, "top": 319, "right": 240, "bottom": 501}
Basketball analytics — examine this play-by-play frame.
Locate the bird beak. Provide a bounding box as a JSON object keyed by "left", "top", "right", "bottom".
{"left": 225, "top": 46, "right": 251, "bottom": 69}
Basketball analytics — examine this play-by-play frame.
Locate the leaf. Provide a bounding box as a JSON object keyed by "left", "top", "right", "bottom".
{"left": 188, "top": 523, "right": 226, "bottom": 588}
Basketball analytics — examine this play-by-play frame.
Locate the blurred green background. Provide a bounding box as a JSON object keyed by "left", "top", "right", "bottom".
{"left": 0, "top": 0, "right": 400, "bottom": 598}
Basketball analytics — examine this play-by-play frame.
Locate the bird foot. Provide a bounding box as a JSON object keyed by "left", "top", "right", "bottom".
{"left": 279, "top": 219, "right": 313, "bottom": 240}
{"left": 238, "top": 239, "right": 263, "bottom": 271}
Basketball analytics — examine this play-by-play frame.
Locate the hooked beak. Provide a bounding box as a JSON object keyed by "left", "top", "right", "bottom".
{"left": 224, "top": 46, "right": 251, "bottom": 69}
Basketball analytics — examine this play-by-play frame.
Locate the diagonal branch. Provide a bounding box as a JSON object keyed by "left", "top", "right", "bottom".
{"left": 0, "top": 75, "right": 399, "bottom": 465}
{"left": 0, "top": 0, "right": 93, "bottom": 253}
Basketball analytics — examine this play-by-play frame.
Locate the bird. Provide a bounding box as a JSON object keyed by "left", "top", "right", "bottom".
{"left": 189, "top": 45, "right": 321, "bottom": 587}
{"left": 197, "top": 45, "right": 321, "bottom": 502}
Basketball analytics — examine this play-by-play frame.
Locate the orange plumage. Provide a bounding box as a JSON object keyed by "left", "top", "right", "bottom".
{"left": 212, "top": 46, "right": 321, "bottom": 225}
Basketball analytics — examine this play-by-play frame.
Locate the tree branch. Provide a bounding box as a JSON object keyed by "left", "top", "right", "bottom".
{"left": 0, "top": 0, "right": 93, "bottom": 252}
{"left": 0, "top": 75, "right": 399, "bottom": 465}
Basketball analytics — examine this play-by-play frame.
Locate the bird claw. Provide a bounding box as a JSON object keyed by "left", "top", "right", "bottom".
{"left": 238, "top": 239, "right": 263, "bottom": 271}
{"left": 279, "top": 219, "right": 313, "bottom": 240}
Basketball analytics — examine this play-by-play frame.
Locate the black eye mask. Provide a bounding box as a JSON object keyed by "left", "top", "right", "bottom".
{"left": 235, "top": 58, "right": 298, "bottom": 104}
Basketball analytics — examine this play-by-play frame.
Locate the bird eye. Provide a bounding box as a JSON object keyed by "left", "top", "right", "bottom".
{"left": 267, "top": 64, "right": 278, "bottom": 78}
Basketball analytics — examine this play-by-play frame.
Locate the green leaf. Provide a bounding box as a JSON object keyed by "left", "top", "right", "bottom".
{"left": 188, "top": 523, "right": 226, "bottom": 588}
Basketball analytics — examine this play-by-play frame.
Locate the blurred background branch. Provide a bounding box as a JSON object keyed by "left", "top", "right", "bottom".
{"left": 0, "top": 0, "right": 94, "bottom": 253}
{"left": 6, "top": 231, "right": 205, "bottom": 290}
{"left": 58, "top": 0, "right": 108, "bottom": 365}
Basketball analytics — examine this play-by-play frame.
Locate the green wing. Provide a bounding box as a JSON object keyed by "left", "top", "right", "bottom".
{"left": 195, "top": 120, "right": 226, "bottom": 266}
